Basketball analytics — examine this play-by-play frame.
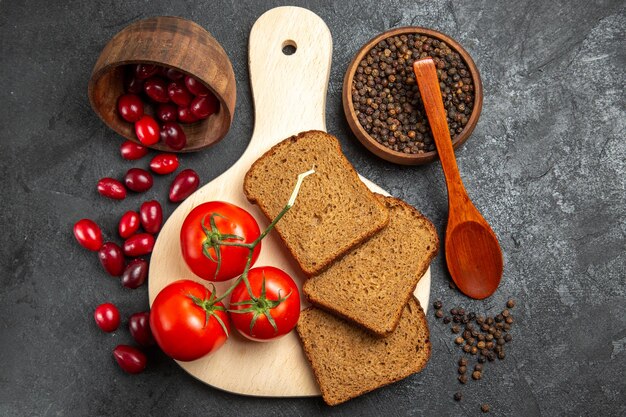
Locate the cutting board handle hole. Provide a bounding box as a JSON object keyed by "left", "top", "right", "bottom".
{"left": 282, "top": 40, "right": 297, "bottom": 55}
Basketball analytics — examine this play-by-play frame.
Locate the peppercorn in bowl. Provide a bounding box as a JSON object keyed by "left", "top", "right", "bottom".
{"left": 342, "top": 27, "right": 483, "bottom": 165}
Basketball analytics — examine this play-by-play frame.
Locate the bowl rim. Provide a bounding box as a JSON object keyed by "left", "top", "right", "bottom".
{"left": 342, "top": 26, "right": 483, "bottom": 165}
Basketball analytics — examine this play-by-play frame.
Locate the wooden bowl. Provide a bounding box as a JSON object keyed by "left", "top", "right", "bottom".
{"left": 88, "top": 16, "right": 236, "bottom": 152}
{"left": 342, "top": 27, "right": 483, "bottom": 165}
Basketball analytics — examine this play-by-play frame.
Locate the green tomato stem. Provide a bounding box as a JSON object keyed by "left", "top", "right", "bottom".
{"left": 212, "top": 168, "right": 314, "bottom": 305}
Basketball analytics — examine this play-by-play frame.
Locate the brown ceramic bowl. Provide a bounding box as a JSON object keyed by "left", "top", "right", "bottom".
{"left": 88, "top": 16, "right": 236, "bottom": 152}
{"left": 342, "top": 27, "right": 483, "bottom": 165}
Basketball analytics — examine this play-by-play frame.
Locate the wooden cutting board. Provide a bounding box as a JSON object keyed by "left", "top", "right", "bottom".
{"left": 148, "top": 6, "right": 431, "bottom": 397}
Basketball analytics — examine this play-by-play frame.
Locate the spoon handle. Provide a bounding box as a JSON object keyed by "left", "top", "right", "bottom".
{"left": 413, "top": 59, "right": 468, "bottom": 202}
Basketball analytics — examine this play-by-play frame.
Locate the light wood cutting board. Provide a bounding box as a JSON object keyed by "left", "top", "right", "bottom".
{"left": 148, "top": 6, "right": 431, "bottom": 397}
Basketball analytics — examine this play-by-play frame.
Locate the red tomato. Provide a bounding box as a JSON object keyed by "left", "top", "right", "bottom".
{"left": 73, "top": 219, "right": 103, "bottom": 251}
{"left": 123, "top": 233, "right": 154, "bottom": 257}
{"left": 94, "top": 302, "right": 121, "bottom": 332}
{"left": 118, "top": 210, "right": 140, "bottom": 239}
{"left": 113, "top": 345, "right": 147, "bottom": 374}
{"left": 150, "top": 280, "right": 229, "bottom": 361}
{"left": 180, "top": 202, "right": 261, "bottom": 281}
{"left": 229, "top": 267, "right": 300, "bottom": 341}
{"left": 149, "top": 153, "right": 179, "bottom": 175}
{"left": 135, "top": 115, "right": 160, "bottom": 146}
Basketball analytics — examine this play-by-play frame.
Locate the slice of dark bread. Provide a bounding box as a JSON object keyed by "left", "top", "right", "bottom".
{"left": 243, "top": 130, "right": 389, "bottom": 276}
{"left": 296, "top": 296, "right": 431, "bottom": 406}
{"left": 303, "top": 195, "right": 439, "bottom": 337}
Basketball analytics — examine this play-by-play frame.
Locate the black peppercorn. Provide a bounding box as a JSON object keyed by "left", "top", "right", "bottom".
{"left": 458, "top": 366, "right": 467, "bottom": 374}
{"left": 435, "top": 309, "right": 444, "bottom": 318}
{"left": 458, "top": 357, "right": 468, "bottom": 367}
{"left": 458, "top": 375, "right": 468, "bottom": 384}
{"left": 443, "top": 316, "right": 451, "bottom": 324}
{"left": 454, "top": 392, "right": 463, "bottom": 401}
{"left": 433, "top": 300, "right": 443, "bottom": 310}
{"left": 506, "top": 299, "right": 515, "bottom": 308}
{"left": 481, "top": 404, "right": 490, "bottom": 413}
{"left": 472, "top": 371, "right": 482, "bottom": 380}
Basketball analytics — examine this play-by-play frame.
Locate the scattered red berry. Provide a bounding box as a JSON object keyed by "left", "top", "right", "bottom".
{"left": 73, "top": 219, "right": 103, "bottom": 251}
{"left": 113, "top": 345, "right": 147, "bottom": 374}
{"left": 94, "top": 303, "right": 121, "bottom": 332}
{"left": 124, "top": 168, "right": 153, "bottom": 192}
{"left": 149, "top": 153, "right": 179, "bottom": 175}
{"left": 120, "top": 140, "right": 148, "bottom": 160}
{"left": 169, "top": 169, "right": 200, "bottom": 202}
{"left": 97, "top": 177, "right": 126, "bottom": 200}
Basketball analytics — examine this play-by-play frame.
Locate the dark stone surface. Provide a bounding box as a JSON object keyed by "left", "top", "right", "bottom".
{"left": 1, "top": 0, "right": 625, "bottom": 416}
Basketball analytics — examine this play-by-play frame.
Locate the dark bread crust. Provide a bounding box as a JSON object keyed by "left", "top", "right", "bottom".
{"left": 243, "top": 130, "right": 389, "bottom": 276}
{"left": 296, "top": 297, "right": 431, "bottom": 406}
{"left": 303, "top": 195, "right": 439, "bottom": 337}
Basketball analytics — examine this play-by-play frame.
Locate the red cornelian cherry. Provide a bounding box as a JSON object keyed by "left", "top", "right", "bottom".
{"left": 124, "top": 69, "right": 144, "bottom": 94}
{"left": 124, "top": 168, "right": 153, "bottom": 192}
{"left": 97, "top": 177, "right": 127, "bottom": 200}
{"left": 119, "top": 210, "right": 140, "bottom": 239}
{"left": 120, "top": 140, "right": 148, "bottom": 160}
{"left": 184, "top": 75, "right": 210, "bottom": 96}
{"left": 117, "top": 94, "right": 144, "bottom": 123}
{"left": 149, "top": 153, "right": 179, "bottom": 175}
{"left": 167, "top": 81, "right": 192, "bottom": 107}
{"left": 139, "top": 200, "right": 163, "bottom": 234}
{"left": 144, "top": 77, "right": 170, "bottom": 103}
{"left": 162, "top": 68, "right": 184, "bottom": 80}
{"left": 190, "top": 94, "right": 219, "bottom": 120}
{"left": 160, "top": 122, "right": 187, "bottom": 151}
{"left": 156, "top": 103, "right": 178, "bottom": 122}
{"left": 177, "top": 106, "right": 198, "bottom": 124}
{"left": 135, "top": 64, "right": 158, "bottom": 80}
{"left": 169, "top": 169, "right": 200, "bottom": 202}
{"left": 135, "top": 116, "right": 160, "bottom": 146}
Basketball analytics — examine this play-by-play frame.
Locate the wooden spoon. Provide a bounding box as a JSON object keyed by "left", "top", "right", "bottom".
{"left": 413, "top": 58, "right": 503, "bottom": 299}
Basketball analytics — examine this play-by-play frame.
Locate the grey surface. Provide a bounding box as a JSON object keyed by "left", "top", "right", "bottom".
{"left": 1, "top": 0, "right": 625, "bottom": 416}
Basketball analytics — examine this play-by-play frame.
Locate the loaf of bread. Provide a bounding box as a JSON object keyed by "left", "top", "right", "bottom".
{"left": 303, "top": 195, "right": 438, "bottom": 336}
{"left": 244, "top": 130, "right": 389, "bottom": 276}
{"left": 296, "top": 296, "right": 431, "bottom": 406}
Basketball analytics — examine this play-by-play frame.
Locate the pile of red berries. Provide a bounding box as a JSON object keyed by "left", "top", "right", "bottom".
{"left": 119, "top": 64, "right": 220, "bottom": 150}
{"left": 74, "top": 139, "right": 202, "bottom": 374}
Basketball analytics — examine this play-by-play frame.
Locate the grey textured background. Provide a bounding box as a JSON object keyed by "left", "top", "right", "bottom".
{"left": 1, "top": 1, "right": 625, "bottom": 416}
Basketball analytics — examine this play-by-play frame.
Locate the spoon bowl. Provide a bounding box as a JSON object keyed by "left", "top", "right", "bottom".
{"left": 413, "top": 58, "right": 503, "bottom": 299}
